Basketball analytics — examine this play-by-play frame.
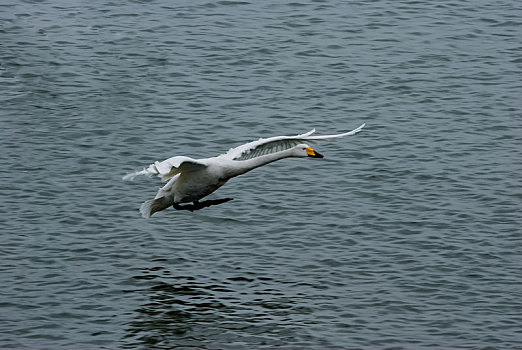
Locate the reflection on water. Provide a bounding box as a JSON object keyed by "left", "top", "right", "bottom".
{"left": 124, "top": 275, "right": 222, "bottom": 348}
{"left": 1, "top": 0, "right": 520, "bottom": 348}
{"left": 122, "top": 263, "right": 310, "bottom": 349}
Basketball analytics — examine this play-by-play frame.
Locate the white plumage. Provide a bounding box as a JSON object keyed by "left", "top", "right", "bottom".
{"left": 123, "top": 124, "right": 365, "bottom": 218}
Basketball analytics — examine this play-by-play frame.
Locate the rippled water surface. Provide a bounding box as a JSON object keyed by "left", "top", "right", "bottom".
{"left": 1, "top": 1, "right": 521, "bottom": 349}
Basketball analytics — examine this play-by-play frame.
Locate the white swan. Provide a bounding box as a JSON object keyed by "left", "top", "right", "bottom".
{"left": 124, "top": 124, "right": 365, "bottom": 218}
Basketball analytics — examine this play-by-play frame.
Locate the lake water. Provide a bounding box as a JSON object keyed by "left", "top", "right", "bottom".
{"left": 1, "top": 0, "right": 521, "bottom": 349}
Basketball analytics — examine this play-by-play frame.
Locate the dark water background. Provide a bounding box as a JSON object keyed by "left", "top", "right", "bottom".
{"left": 1, "top": 1, "right": 521, "bottom": 349}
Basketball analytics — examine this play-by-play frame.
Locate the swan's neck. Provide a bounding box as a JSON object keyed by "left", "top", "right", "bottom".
{"left": 226, "top": 149, "right": 297, "bottom": 178}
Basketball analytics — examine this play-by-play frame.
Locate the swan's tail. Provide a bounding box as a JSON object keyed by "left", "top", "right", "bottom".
{"left": 140, "top": 174, "right": 179, "bottom": 218}
{"left": 140, "top": 197, "right": 172, "bottom": 218}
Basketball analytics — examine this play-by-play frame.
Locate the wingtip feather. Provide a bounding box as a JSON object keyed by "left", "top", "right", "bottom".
{"left": 122, "top": 171, "right": 140, "bottom": 181}
{"left": 122, "top": 168, "right": 150, "bottom": 181}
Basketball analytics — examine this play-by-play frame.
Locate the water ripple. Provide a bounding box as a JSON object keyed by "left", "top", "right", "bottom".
{"left": 1, "top": 0, "right": 521, "bottom": 349}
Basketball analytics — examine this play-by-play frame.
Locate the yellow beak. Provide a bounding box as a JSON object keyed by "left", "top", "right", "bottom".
{"left": 306, "top": 147, "right": 324, "bottom": 158}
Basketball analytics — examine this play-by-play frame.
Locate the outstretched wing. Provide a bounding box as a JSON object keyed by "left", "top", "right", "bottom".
{"left": 228, "top": 134, "right": 315, "bottom": 161}
{"left": 123, "top": 156, "right": 208, "bottom": 182}
{"left": 225, "top": 123, "right": 365, "bottom": 161}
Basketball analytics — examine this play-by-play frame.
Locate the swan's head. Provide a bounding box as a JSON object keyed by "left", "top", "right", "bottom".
{"left": 295, "top": 144, "right": 324, "bottom": 158}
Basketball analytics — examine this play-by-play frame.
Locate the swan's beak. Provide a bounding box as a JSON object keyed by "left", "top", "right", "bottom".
{"left": 306, "top": 147, "right": 324, "bottom": 158}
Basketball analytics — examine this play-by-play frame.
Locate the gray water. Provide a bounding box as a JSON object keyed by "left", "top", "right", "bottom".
{"left": 1, "top": 1, "right": 521, "bottom": 349}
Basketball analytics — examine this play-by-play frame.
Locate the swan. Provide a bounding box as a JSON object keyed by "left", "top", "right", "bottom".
{"left": 123, "top": 123, "right": 365, "bottom": 218}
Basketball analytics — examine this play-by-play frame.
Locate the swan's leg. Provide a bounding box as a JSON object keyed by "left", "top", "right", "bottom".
{"left": 203, "top": 198, "right": 234, "bottom": 207}
{"left": 173, "top": 202, "right": 195, "bottom": 211}
{"left": 193, "top": 198, "right": 233, "bottom": 209}
{"left": 172, "top": 198, "right": 233, "bottom": 212}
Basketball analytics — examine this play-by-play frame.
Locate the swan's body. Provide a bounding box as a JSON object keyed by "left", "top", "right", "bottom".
{"left": 124, "top": 124, "right": 365, "bottom": 218}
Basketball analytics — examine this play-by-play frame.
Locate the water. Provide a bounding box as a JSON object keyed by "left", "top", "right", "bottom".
{"left": 1, "top": 0, "right": 521, "bottom": 348}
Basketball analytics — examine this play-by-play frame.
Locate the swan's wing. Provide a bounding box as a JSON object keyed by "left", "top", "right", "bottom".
{"left": 123, "top": 156, "right": 208, "bottom": 181}
{"left": 224, "top": 129, "right": 315, "bottom": 161}
{"left": 225, "top": 123, "right": 365, "bottom": 161}
{"left": 302, "top": 123, "right": 365, "bottom": 141}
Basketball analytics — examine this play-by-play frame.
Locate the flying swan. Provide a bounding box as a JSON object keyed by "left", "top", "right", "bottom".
{"left": 123, "top": 124, "right": 365, "bottom": 218}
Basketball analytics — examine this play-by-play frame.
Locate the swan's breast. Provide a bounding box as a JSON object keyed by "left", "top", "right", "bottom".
{"left": 174, "top": 166, "right": 227, "bottom": 202}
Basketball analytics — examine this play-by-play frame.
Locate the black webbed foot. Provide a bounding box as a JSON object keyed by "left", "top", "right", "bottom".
{"left": 173, "top": 198, "right": 234, "bottom": 212}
